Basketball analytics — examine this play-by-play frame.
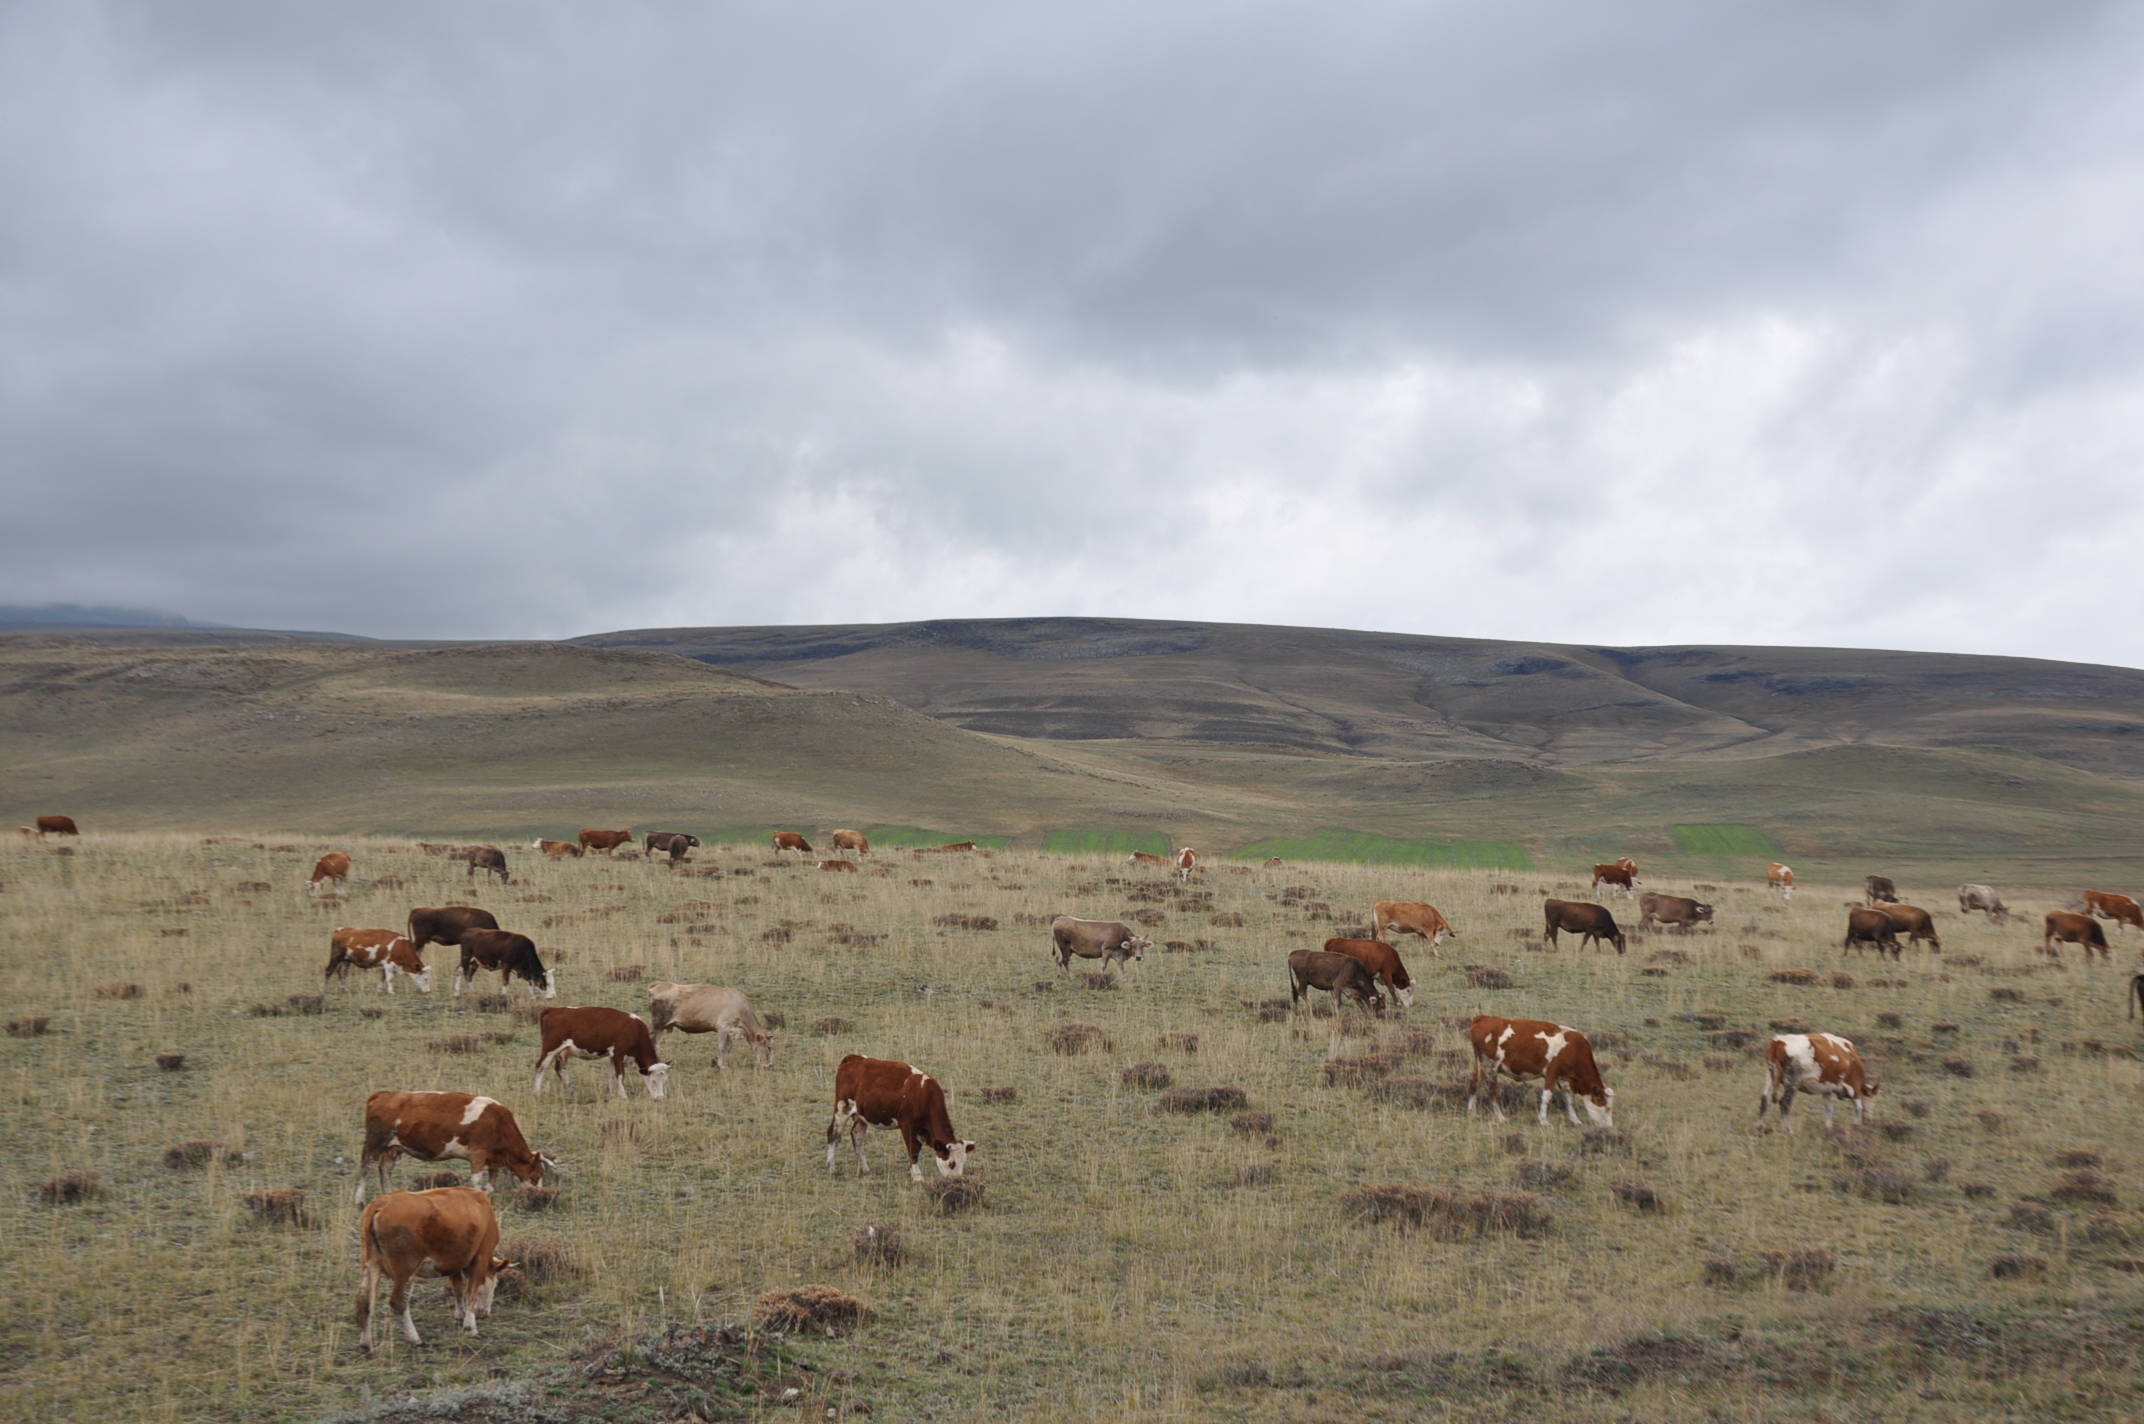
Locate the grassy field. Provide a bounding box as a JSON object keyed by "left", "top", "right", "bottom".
{"left": 1671, "top": 825, "right": 1784, "bottom": 857}
{"left": 1224, "top": 829, "right": 1533, "bottom": 869}
{"left": 1040, "top": 831, "right": 1171, "bottom": 858}
{"left": 4, "top": 834, "right": 2142, "bottom": 1421}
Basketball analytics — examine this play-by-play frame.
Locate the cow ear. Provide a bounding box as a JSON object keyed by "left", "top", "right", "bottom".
{"left": 963, "top": 1140, "right": 977, "bottom": 1152}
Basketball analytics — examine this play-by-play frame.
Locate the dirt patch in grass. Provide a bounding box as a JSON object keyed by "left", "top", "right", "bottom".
{"left": 41, "top": 1172, "right": 99, "bottom": 1204}
{"left": 1341, "top": 1185, "right": 1553, "bottom": 1239}
{"left": 978, "top": 1085, "right": 1016, "bottom": 1104}
{"left": 162, "top": 1140, "right": 230, "bottom": 1168}
{"left": 1160, "top": 1086, "right": 1247, "bottom": 1113}
{"left": 921, "top": 1178, "right": 984, "bottom": 1213}
{"left": 240, "top": 1189, "right": 307, "bottom": 1225}
{"left": 1121, "top": 1061, "right": 1171, "bottom": 1089}
{"left": 7, "top": 1015, "right": 50, "bottom": 1037}
{"left": 1047, "top": 1024, "right": 1110, "bottom": 1055}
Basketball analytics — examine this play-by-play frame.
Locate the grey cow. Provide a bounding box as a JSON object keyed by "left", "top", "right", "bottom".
{"left": 1051, "top": 916, "right": 1152, "bottom": 977}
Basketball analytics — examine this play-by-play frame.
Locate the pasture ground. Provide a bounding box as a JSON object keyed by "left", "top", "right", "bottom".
{"left": 3, "top": 835, "right": 2142, "bottom": 1421}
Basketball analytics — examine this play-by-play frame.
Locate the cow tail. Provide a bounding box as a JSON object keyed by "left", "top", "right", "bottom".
{"left": 2132, "top": 974, "right": 2144, "bottom": 1022}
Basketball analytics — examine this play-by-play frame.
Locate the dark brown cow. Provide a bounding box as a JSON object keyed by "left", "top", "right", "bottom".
{"left": 1543, "top": 899, "right": 1625, "bottom": 954}
{"left": 2044, "top": 910, "right": 2112, "bottom": 962}
{"left": 1758, "top": 1032, "right": 1877, "bottom": 1133}
{"left": 357, "top": 1187, "right": 512, "bottom": 1352}
{"left": 771, "top": 831, "right": 813, "bottom": 854}
{"left": 534, "top": 1007, "right": 668, "bottom": 1099}
{"left": 1051, "top": 916, "right": 1151, "bottom": 975}
{"left": 33, "top": 815, "right": 79, "bottom": 837}
{"left": 462, "top": 846, "right": 509, "bottom": 884}
{"left": 325, "top": 928, "right": 432, "bottom": 993}
{"left": 408, "top": 905, "right": 499, "bottom": 952}
{"left": 1865, "top": 875, "right": 1899, "bottom": 906}
{"left": 644, "top": 831, "right": 699, "bottom": 863}
{"left": 1590, "top": 863, "right": 1637, "bottom": 896}
{"left": 1324, "top": 937, "right": 1415, "bottom": 1008}
{"left": 826, "top": 1054, "right": 974, "bottom": 1180}
{"left": 1287, "top": 949, "right": 1384, "bottom": 1015}
{"left": 307, "top": 851, "right": 352, "bottom": 898}
{"left": 455, "top": 928, "right": 555, "bottom": 998}
{"left": 1637, "top": 893, "right": 1713, "bottom": 930}
{"left": 1880, "top": 904, "right": 1942, "bottom": 953}
{"left": 2084, "top": 890, "right": 2144, "bottom": 936}
{"left": 578, "top": 828, "right": 633, "bottom": 855}
{"left": 530, "top": 838, "right": 584, "bottom": 859}
{"left": 1843, "top": 908, "right": 1902, "bottom": 959}
{"left": 354, "top": 1090, "right": 552, "bottom": 1204}
{"left": 1467, "top": 1016, "right": 1614, "bottom": 1127}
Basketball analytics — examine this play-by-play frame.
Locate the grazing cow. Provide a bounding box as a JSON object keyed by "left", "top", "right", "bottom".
{"left": 1324, "top": 936, "right": 1415, "bottom": 1008}
{"left": 825, "top": 1054, "right": 974, "bottom": 1180}
{"left": 325, "top": 928, "right": 432, "bottom": 993}
{"left": 642, "top": 831, "right": 699, "bottom": 864}
{"left": 1287, "top": 949, "right": 1384, "bottom": 1015}
{"left": 771, "top": 831, "right": 813, "bottom": 855}
{"left": 1128, "top": 851, "right": 1169, "bottom": 867}
{"left": 407, "top": 905, "right": 499, "bottom": 953}
{"left": 1958, "top": 883, "right": 2010, "bottom": 920}
{"left": 355, "top": 1090, "right": 552, "bottom": 1204}
{"left": 1265, "top": 857, "right": 1285, "bottom": 868}
{"left": 2084, "top": 890, "right": 2144, "bottom": 936}
{"left": 461, "top": 846, "right": 509, "bottom": 884}
{"left": 819, "top": 858, "right": 858, "bottom": 873}
{"left": 1174, "top": 847, "right": 1199, "bottom": 881}
{"left": 1543, "top": 899, "right": 1626, "bottom": 954}
{"left": 936, "top": 841, "right": 976, "bottom": 853}
{"left": 356, "top": 1186, "right": 512, "bottom": 1352}
{"left": 646, "top": 982, "right": 774, "bottom": 1068}
{"left": 33, "top": 815, "right": 80, "bottom": 837}
{"left": 1467, "top": 1016, "right": 1614, "bottom": 1127}
{"left": 578, "top": 828, "right": 633, "bottom": 856}
{"left": 1372, "top": 901, "right": 1455, "bottom": 953}
{"left": 1637, "top": 893, "right": 1713, "bottom": 931}
{"left": 1757, "top": 1033, "right": 1877, "bottom": 1133}
{"left": 534, "top": 1006, "right": 668, "bottom": 1099}
{"left": 1590, "top": 863, "right": 1638, "bottom": 896}
{"left": 1051, "top": 916, "right": 1152, "bottom": 975}
{"left": 1768, "top": 863, "right": 1796, "bottom": 899}
{"left": 1843, "top": 908, "right": 1902, "bottom": 959}
{"left": 454, "top": 928, "right": 556, "bottom": 998}
{"left": 831, "top": 829, "right": 871, "bottom": 856}
{"left": 2044, "top": 910, "right": 2112, "bottom": 962}
{"left": 307, "top": 852, "right": 351, "bottom": 898}
{"left": 1865, "top": 875, "right": 1899, "bottom": 906}
{"left": 1879, "top": 904, "right": 1942, "bottom": 953}
{"left": 530, "top": 838, "right": 584, "bottom": 859}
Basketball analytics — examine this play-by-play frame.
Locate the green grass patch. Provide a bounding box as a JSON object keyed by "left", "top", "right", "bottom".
{"left": 861, "top": 826, "right": 1011, "bottom": 851}
{"left": 1670, "top": 823, "right": 1781, "bottom": 856}
{"left": 1041, "top": 829, "right": 1171, "bottom": 857}
{"left": 1225, "top": 827, "right": 1532, "bottom": 870}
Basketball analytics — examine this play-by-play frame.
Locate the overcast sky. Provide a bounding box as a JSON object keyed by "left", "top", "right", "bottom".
{"left": 5, "top": 2, "right": 2142, "bottom": 662}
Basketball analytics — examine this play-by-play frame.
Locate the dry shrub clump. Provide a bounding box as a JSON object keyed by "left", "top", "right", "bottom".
{"left": 1763, "top": 1248, "right": 1837, "bottom": 1288}
{"left": 978, "top": 1085, "right": 1017, "bottom": 1104}
{"left": 1962, "top": 1182, "right": 1997, "bottom": 1200}
{"left": 2054, "top": 1149, "right": 2103, "bottom": 1168}
{"left": 1230, "top": 1112, "right": 1276, "bottom": 1136}
{"left": 1943, "top": 1057, "right": 1975, "bottom": 1078}
{"left": 1768, "top": 969, "right": 1820, "bottom": 987}
{"left": 1047, "top": 1024, "right": 1111, "bottom": 1055}
{"left": 6, "top": 1016, "right": 50, "bottom": 1037}
{"left": 810, "top": 1017, "right": 853, "bottom": 1037}
{"left": 154, "top": 1052, "right": 186, "bottom": 1070}
{"left": 1161, "top": 1086, "right": 1248, "bottom": 1113}
{"left": 2009, "top": 1201, "right": 2054, "bottom": 1232}
{"left": 1322, "top": 1054, "right": 1391, "bottom": 1086}
{"left": 95, "top": 982, "right": 142, "bottom": 1000}
{"left": 1121, "top": 1062, "right": 1172, "bottom": 1089}
{"left": 414, "top": 1170, "right": 464, "bottom": 1189}
{"left": 754, "top": 1285, "right": 867, "bottom": 1335}
{"left": 922, "top": 1178, "right": 984, "bottom": 1213}
{"left": 932, "top": 913, "right": 998, "bottom": 931}
{"left": 1079, "top": 972, "right": 1118, "bottom": 990}
{"left": 285, "top": 994, "right": 324, "bottom": 1015}
{"left": 162, "top": 1140, "right": 230, "bottom": 1168}
{"left": 1990, "top": 1253, "right": 2048, "bottom": 1279}
{"left": 1580, "top": 1128, "right": 1631, "bottom": 1155}
{"left": 1159, "top": 1032, "right": 1199, "bottom": 1053}
{"left": 495, "top": 1238, "right": 579, "bottom": 1299}
{"left": 240, "top": 1189, "right": 307, "bottom": 1225}
{"left": 1466, "top": 966, "right": 1512, "bottom": 989}
{"left": 1516, "top": 1162, "right": 1575, "bottom": 1190}
{"left": 607, "top": 964, "right": 644, "bottom": 982}
{"left": 41, "top": 1172, "right": 100, "bottom": 1204}
{"left": 468, "top": 993, "right": 511, "bottom": 1014}
{"left": 1340, "top": 1184, "right": 1552, "bottom": 1239}
{"left": 514, "top": 1186, "right": 562, "bottom": 1211}
{"left": 430, "top": 1034, "right": 485, "bottom": 1055}
{"left": 853, "top": 1223, "right": 905, "bottom": 1265}
{"left": 1877, "top": 1011, "right": 1903, "bottom": 1028}
{"left": 2051, "top": 1170, "right": 2119, "bottom": 1206}
{"left": 1612, "top": 1181, "right": 1663, "bottom": 1211}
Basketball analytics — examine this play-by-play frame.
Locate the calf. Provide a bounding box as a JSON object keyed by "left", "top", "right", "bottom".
{"left": 455, "top": 928, "right": 556, "bottom": 998}
{"left": 644, "top": 831, "right": 699, "bottom": 863}
{"left": 357, "top": 1187, "right": 512, "bottom": 1352}
{"left": 1543, "top": 899, "right": 1626, "bottom": 954}
{"left": 646, "top": 981, "right": 774, "bottom": 1068}
{"left": 462, "top": 845, "right": 509, "bottom": 884}
{"left": 578, "top": 828, "right": 633, "bottom": 855}
{"left": 1865, "top": 875, "right": 1899, "bottom": 906}
{"left": 1324, "top": 936, "right": 1414, "bottom": 1008}
{"left": 1372, "top": 900, "right": 1455, "bottom": 953}
{"left": 408, "top": 905, "right": 499, "bottom": 952}
{"left": 2085, "top": 890, "right": 2144, "bottom": 935}
{"left": 355, "top": 1090, "right": 552, "bottom": 1204}
{"left": 1051, "top": 916, "right": 1152, "bottom": 975}
{"left": 1637, "top": 893, "right": 1713, "bottom": 931}
{"left": 1880, "top": 904, "right": 1942, "bottom": 953}
{"left": 772, "top": 831, "right": 813, "bottom": 855}
{"left": 535, "top": 1006, "right": 669, "bottom": 1098}
{"left": 1757, "top": 1032, "right": 1877, "bottom": 1133}
{"left": 2044, "top": 910, "right": 2112, "bottom": 962}
{"left": 1590, "top": 863, "right": 1637, "bottom": 896}
{"left": 831, "top": 829, "right": 871, "bottom": 856}
{"left": 1128, "top": 851, "right": 1169, "bottom": 867}
{"left": 325, "top": 928, "right": 432, "bottom": 993}
{"left": 307, "top": 852, "right": 351, "bottom": 898}
{"left": 826, "top": 1054, "right": 974, "bottom": 1180}
{"left": 1287, "top": 949, "right": 1384, "bottom": 1015}
{"left": 1959, "top": 883, "right": 2010, "bottom": 920}
{"left": 530, "top": 838, "right": 584, "bottom": 859}
{"left": 1467, "top": 1016, "right": 1614, "bottom": 1127}
{"left": 33, "top": 815, "right": 80, "bottom": 837}
{"left": 1843, "top": 907, "right": 1902, "bottom": 959}
{"left": 1768, "top": 863, "right": 1796, "bottom": 899}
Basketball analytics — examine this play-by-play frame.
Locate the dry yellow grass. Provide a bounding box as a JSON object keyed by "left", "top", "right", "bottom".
{"left": 1, "top": 834, "right": 2140, "bottom": 1421}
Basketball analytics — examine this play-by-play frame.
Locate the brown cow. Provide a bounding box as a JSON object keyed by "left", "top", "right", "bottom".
{"left": 356, "top": 1186, "right": 513, "bottom": 1351}
{"left": 579, "top": 828, "right": 634, "bottom": 855}
{"left": 1128, "top": 851, "right": 1169, "bottom": 867}
{"left": 534, "top": 1006, "right": 668, "bottom": 1098}
{"left": 1324, "top": 936, "right": 1414, "bottom": 1008}
{"left": 772, "top": 831, "right": 813, "bottom": 855}
{"left": 32, "top": 815, "right": 79, "bottom": 837}
{"left": 455, "top": 928, "right": 555, "bottom": 998}
{"left": 325, "top": 928, "right": 432, "bottom": 993}
{"left": 826, "top": 1054, "right": 974, "bottom": 1180}
{"left": 1590, "top": 863, "right": 1638, "bottom": 896}
{"left": 1637, "top": 893, "right": 1713, "bottom": 930}
{"left": 1543, "top": 899, "right": 1625, "bottom": 954}
{"left": 1768, "top": 863, "right": 1796, "bottom": 899}
{"left": 831, "top": 829, "right": 871, "bottom": 856}
{"left": 1287, "top": 949, "right": 1384, "bottom": 1015}
{"left": 408, "top": 906, "right": 499, "bottom": 952}
{"left": 1758, "top": 1032, "right": 1877, "bottom": 1133}
{"left": 1372, "top": 901, "right": 1455, "bottom": 954}
{"left": 530, "top": 838, "right": 584, "bottom": 859}
{"left": 354, "top": 1090, "right": 552, "bottom": 1204}
{"left": 2044, "top": 910, "right": 2112, "bottom": 962}
{"left": 461, "top": 846, "right": 509, "bottom": 884}
{"left": 936, "top": 841, "right": 976, "bottom": 853}
{"left": 1880, "top": 904, "right": 1942, "bottom": 953}
{"left": 307, "top": 852, "right": 351, "bottom": 898}
{"left": 1467, "top": 1016, "right": 1614, "bottom": 1127}
{"left": 2085, "top": 890, "right": 2144, "bottom": 936}
{"left": 1843, "top": 908, "right": 1902, "bottom": 959}
{"left": 819, "top": 858, "right": 859, "bottom": 872}
{"left": 1051, "top": 916, "right": 1151, "bottom": 975}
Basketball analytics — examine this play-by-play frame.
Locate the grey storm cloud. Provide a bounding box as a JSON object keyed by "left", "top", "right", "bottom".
{"left": 4, "top": 1, "right": 2142, "bottom": 660}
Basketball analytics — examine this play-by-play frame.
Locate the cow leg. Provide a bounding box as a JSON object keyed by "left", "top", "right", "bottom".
{"left": 1851, "top": 1095, "right": 1867, "bottom": 1127}
{"left": 1821, "top": 1094, "right": 1836, "bottom": 1130}
{"left": 900, "top": 1123, "right": 929, "bottom": 1182}
{"left": 611, "top": 1051, "right": 630, "bottom": 1098}
{"left": 354, "top": 1152, "right": 374, "bottom": 1206}
{"left": 534, "top": 1044, "right": 568, "bottom": 1095}
{"left": 713, "top": 1026, "right": 731, "bottom": 1070}
{"left": 357, "top": 1256, "right": 381, "bottom": 1352}
{"left": 1778, "top": 1084, "right": 1797, "bottom": 1134}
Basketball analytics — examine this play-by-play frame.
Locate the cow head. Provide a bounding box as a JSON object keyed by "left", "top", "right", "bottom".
{"left": 407, "top": 964, "right": 435, "bottom": 994}
{"left": 540, "top": 967, "right": 558, "bottom": 999}
{"left": 1582, "top": 1085, "right": 1615, "bottom": 1127}
{"left": 1394, "top": 984, "right": 1415, "bottom": 1009}
{"left": 306, "top": 877, "right": 322, "bottom": 899}
{"left": 514, "top": 1152, "right": 556, "bottom": 1188}
{"left": 474, "top": 1258, "right": 514, "bottom": 1316}
{"left": 750, "top": 1029, "right": 775, "bottom": 1068}
{"left": 1125, "top": 934, "right": 1152, "bottom": 961}
{"left": 1693, "top": 903, "right": 1715, "bottom": 923}
{"left": 643, "top": 1062, "right": 670, "bottom": 1099}
{"left": 934, "top": 1139, "right": 977, "bottom": 1177}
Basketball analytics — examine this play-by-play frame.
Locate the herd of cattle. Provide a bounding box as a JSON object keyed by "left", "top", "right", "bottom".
{"left": 21, "top": 818, "right": 2144, "bottom": 1351}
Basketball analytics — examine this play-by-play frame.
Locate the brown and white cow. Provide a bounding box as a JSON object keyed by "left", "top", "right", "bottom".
{"left": 408, "top": 905, "right": 499, "bottom": 953}
{"left": 1637, "top": 893, "right": 1713, "bottom": 930}
{"left": 454, "top": 928, "right": 556, "bottom": 998}
{"left": 326, "top": 928, "right": 432, "bottom": 993}
{"left": 1372, "top": 901, "right": 1455, "bottom": 953}
{"left": 646, "top": 982, "right": 775, "bottom": 1068}
{"left": 1051, "top": 916, "right": 1152, "bottom": 975}
{"left": 461, "top": 845, "right": 509, "bottom": 884}
{"left": 1843, "top": 907, "right": 1902, "bottom": 959}
{"left": 1467, "top": 1016, "right": 1614, "bottom": 1127}
{"left": 1174, "top": 847, "right": 1199, "bottom": 881}
{"left": 772, "top": 831, "right": 813, "bottom": 855}
{"left": 1757, "top": 1032, "right": 1877, "bottom": 1133}
{"left": 1880, "top": 904, "right": 1942, "bottom": 953}
{"left": 1591, "top": 863, "right": 1638, "bottom": 896}
{"left": 2044, "top": 910, "right": 2112, "bottom": 962}
{"left": 831, "top": 829, "right": 871, "bottom": 856}
{"left": 1768, "top": 863, "right": 1796, "bottom": 899}
{"left": 826, "top": 1054, "right": 974, "bottom": 1181}
{"left": 1324, "top": 936, "right": 1414, "bottom": 1008}
{"left": 1128, "top": 850, "right": 1169, "bottom": 867}
{"left": 1958, "top": 883, "right": 2010, "bottom": 920}
{"left": 1543, "top": 899, "right": 1626, "bottom": 954}
{"left": 578, "top": 828, "right": 634, "bottom": 855}
{"left": 32, "top": 815, "right": 80, "bottom": 837}
{"left": 307, "top": 852, "right": 351, "bottom": 898}
{"left": 355, "top": 1090, "right": 553, "bottom": 1204}
{"left": 819, "top": 858, "right": 859, "bottom": 872}
{"left": 2084, "top": 890, "right": 2144, "bottom": 936}
{"left": 357, "top": 1186, "right": 513, "bottom": 1351}
{"left": 534, "top": 1006, "right": 668, "bottom": 1098}
{"left": 1287, "top": 949, "right": 1384, "bottom": 1015}
{"left": 530, "top": 838, "right": 585, "bottom": 859}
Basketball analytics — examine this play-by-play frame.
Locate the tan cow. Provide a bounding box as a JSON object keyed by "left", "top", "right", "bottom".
{"left": 1372, "top": 901, "right": 1455, "bottom": 953}
{"left": 307, "top": 852, "right": 351, "bottom": 898}
{"left": 357, "top": 1187, "right": 513, "bottom": 1351}
{"left": 831, "top": 829, "right": 871, "bottom": 856}
{"left": 1758, "top": 1033, "right": 1877, "bottom": 1133}
{"left": 1128, "top": 851, "right": 1169, "bottom": 867}
{"left": 325, "top": 928, "right": 432, "bottom": 993}
{"left": 1467, "top": 1016, "right": 1614, "bottom": 1127}
{"left": 819, "top": 858, "right": 859, "bottom": 872}
{"left": 2044, "top": 910, "right": 2112, "bottom": 962}
{"left": 1767, "top": 863, "right": 1796, "bottom": 899}
{"left": 646, "top": 981, "right": 775, "bottom": 1068}
{"left": 531, "top": 838, "right": 584, "bottom": 859}
{"left": 2085, "top": 890, "right": 2144, "bottom": 936}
